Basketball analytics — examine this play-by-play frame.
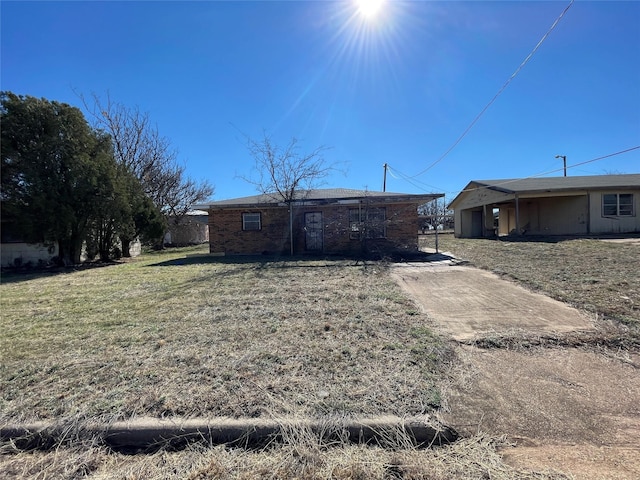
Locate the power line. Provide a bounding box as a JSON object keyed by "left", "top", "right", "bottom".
{"left": 386, "top": 165, "right": 447, "bottom": 193}
{"left": 411, "top": 0, "right": 575, "bottom": 179}
{"left": 531, "top": 146, "right": 640, "bottom": 178}
{"left": 387, "top": 145, "right": 639, "bottom": 196}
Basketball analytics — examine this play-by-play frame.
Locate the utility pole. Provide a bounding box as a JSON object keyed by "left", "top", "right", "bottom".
{"left": 555, "top": 155, "right": 567, "bottom": 177}
{"left": 382, "top": 163, "right": 388, "bottom": 192}
{"left": 435, "top": 197, "right": 439, "bottom": 254}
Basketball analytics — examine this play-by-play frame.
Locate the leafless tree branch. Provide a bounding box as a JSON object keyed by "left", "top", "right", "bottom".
{"left": 240, "top": 132, "right": 338, "bottom": 203}
{"left": 79, "top": 91, "right": 213, "bottom": 224}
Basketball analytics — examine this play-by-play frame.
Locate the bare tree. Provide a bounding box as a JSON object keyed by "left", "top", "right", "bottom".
{"left": 240, "top": 133, "right": 337, "bottom": 254}
{"left": 418, "top": 197, "right": 452, "bottom": 232}
{"left": 81, "top": 92, "right": 213, "bottom": 247}
{"left": 242, "top": 134, "right": 333, "bottom": 202}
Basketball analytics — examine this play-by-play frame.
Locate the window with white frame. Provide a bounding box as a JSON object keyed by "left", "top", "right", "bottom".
{"left": 349, "top": 207, "right": 386, "bottom": 239}
{"left": 242, "top": 212, "right": 261, "bottom": 231}
{"left": 602, "top": 193, "right": 634, "bottom": 217}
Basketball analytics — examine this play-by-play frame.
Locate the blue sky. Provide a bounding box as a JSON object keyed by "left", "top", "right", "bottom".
{"left": 2, "top": 0, "right": 639, "bottom": 202}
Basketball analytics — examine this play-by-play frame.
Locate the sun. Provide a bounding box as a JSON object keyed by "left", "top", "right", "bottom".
{"left": 355, "top": 0, "right": 386, "bottom": 20}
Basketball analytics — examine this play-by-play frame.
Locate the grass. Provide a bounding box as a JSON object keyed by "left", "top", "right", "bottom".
{"left": 1, "top": 241, "right": 604, "bottom": 478}
{"left": 1, "top": 246, "right": 449, "bottom": 422}
{"left": 0, "top": 434, "right": 569, "bottom": 479}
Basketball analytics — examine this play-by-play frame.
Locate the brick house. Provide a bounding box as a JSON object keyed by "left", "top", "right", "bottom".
{"left": 194, "top": 188, "right": 443, "bottom": 256}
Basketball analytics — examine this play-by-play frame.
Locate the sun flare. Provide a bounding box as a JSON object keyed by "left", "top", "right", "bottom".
{"left": 356, "top": 0, "right": 386, "bottom": 19}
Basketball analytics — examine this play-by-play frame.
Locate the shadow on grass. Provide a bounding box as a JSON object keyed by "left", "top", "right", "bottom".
{"left": 148, "top": 254, "right": 360, "bottom": 269}
{"left": 0, "top": 250, "right": 455, "bottom": 284}
{"left": 0, "top": 261, "right": 121, "bottom": 285}
{"left": 495, "top": 233, "right": 640, "bottom": 244}
{"left": 146, "top": 251, "right": 441, "bottom": 268}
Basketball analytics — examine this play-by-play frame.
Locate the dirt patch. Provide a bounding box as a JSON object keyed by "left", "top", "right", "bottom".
{"left": 442, "top": 347, "right": 640, "bottom": 444}
{"left": 391, "top": 262, "right": 640, "bottom": 479}
{"left": 488, "top": 350, "right": 640, "bottom": 480}
{"left": 501, "top": 445, "right": 640, "bottom": 480}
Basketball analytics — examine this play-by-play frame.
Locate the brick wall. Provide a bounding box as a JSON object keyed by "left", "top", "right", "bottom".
{"left": 208, "top": 207, "right": 290, "bottom": 254}
{"left": 208, "top": 202, "right": 421, "bottom": 256}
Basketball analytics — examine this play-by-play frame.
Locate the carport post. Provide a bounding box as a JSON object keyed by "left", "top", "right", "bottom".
{"left": 483, "top": 204, "right": 487, "bottom": 237}
{"left": 515, "top": 194, "right": 520, "bottom": 235}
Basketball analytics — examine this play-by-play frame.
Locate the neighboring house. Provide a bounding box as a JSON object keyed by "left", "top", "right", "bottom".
{"left": 449, "top": 174, "right": 640, "bottom": 238}
{"left": 1, "top": 217, "right": 141, "bottom": 266}
{"left": 163, "top": 210, "right": 209, "bottom": 246}
{"left": 1, "top": 240, "right": 58, "bottom": 267}
{"left": 194, "top": 188, "right": 443, "bottom": 256}
{"left": 0, "top": 218, "right": 57, "bottom": 266}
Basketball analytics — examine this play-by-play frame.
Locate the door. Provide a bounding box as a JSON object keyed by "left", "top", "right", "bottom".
{"left": 305, "top": 212, "right": 323, "bottom": 252}
{"left": 471, "top": 210, "right": 483, "bottom": 237}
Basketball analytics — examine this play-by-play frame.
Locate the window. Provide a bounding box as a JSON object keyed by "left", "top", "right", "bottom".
{"left": 349, "top": 207, "right": 386, "bottom": 239}
{"left": 602, "top": 194, "right": 634, "bottom": 217}
{"left": 242, "top": 212, "right": 261, "bottom": 231}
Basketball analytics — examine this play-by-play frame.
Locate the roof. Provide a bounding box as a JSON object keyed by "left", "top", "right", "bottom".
{"left": 194, "top": 188, "right": 444, "bottom": 209}
{"left": 449, "top": 174, "right": 640, "bottom": 208}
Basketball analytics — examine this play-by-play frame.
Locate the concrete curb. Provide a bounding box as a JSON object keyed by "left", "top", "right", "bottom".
{"left": 1, "top": 416, "right": 458, "bottom": 452}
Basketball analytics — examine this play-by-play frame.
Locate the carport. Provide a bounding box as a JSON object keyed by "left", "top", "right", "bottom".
{"left": 448, "top": 174, "right": 640, "bottom": 238}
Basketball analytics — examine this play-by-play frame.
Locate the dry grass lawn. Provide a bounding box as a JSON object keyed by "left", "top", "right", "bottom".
{"left": 1, "top": 435, "right": 568, "bottom": 480}
{"left": 0, "top": 245, "right": 572, "bottom": 479}
{"left": 1, "top": 246, "right": 447, "bottom": 422}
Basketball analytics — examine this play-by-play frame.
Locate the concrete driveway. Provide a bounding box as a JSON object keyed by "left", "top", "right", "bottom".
{"left": 390, "top": 257, "right": 595, "bottom": 342}
{"left": 390, "top": 255, "right": 640, "bottom": 480}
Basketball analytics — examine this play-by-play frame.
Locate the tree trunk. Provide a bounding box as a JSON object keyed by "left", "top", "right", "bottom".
{"left": 99, "top": 231, "right": 110, "bottom": 261}
{"left": 154, "top": 233, "right": 166, "bottom": 250}
{"left": 56, "top": 242, "right": 69, "bottom": 266}
{"left": 98, "top": 221, "right": 113, "bottom": 261}
{"left": 57, "top": 236, "right": 83, "bottom": 266}
{"left": 120, "top": 237, "right": 132, "bottom": 257}
{"left": 70, "top": 237, "right": 84, "bottom": 265}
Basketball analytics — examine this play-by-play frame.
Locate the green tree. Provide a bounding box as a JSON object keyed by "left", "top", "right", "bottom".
{"left": 86, "top": 165, "right": 166, "bottom": 260}
{"left": 1, "top": 92, "right": 115, "bottom": 264}
{"left": 114, "top": 166, "right": 166, "bottom": 257}
{"left": 82, "top": 132, "right": 121, "bottom": 261}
